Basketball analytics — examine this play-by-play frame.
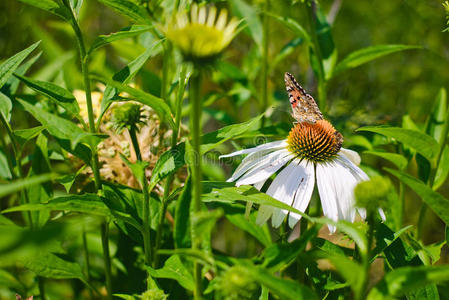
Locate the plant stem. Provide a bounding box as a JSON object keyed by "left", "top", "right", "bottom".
{"left": 359, "top": 212, "right": 374, "bottom": 300}
{"left": 101, "top": 222, "right": 112, "bottom": 300}
{"left": 38, "top": 277, "right": 46, "bottom": 300}
{"left": 260, "top": 0, "right": 270, "bottom": 127}
{"left": 129, "top": 126, "right": 142, "bottom": 161}
{"left": 154, "top": 65, "right": 187, "bottom": 267}
{"left": 82, "top": 228, "right": 94, "bottom": 299}
{"left": 305, "top": 1, "right": 327, "bottom": 112}
{"left": 190, "top": 68, "right": 203, "bottom": 300}
{"left": 62, "top": 1, "right": 111, "bottom": 297}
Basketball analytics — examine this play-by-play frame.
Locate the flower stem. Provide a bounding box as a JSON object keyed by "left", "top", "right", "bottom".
{"left": 129, "top": 126, "right": 142, "bottom": 161}
{"left": 82, "top": 228, "right": 94, "bottom": 299}
{"left": 358, "top": 212, "right": 375, "bottom": 300}
{"left": 190, "top": 68, "right": 203, "bottom": 300}
{"left": 62, "top": 1, "right": 110, "bottom": 297}
{"left": 260, "top": 0, "right": 270, "bottom": 127}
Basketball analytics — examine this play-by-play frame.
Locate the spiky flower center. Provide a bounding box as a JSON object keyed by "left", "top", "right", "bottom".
{"left": 287, "top": 120, "right": 343, "bottom": 162}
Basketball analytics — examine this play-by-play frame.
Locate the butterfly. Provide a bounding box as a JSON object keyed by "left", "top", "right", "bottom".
{"left": 284, "top": 72, "right": 343, "bottom": 144}
{"left": 284, "top": 72, "right": 323, "bottom": 124}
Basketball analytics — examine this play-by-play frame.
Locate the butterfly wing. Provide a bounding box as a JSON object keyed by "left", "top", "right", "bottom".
{"left": 284, "top": 72, "right": 323, "bottom": 124}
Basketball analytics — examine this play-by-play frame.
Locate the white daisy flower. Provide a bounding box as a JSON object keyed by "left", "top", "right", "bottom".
{"left": 220, "top": 120, "right": 385, "bottom": 232}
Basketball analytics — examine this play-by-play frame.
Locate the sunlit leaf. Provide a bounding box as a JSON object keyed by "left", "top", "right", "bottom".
{"left": 0, "top": 41, "right": 40, "bottom": 89}
{"left": 149, "top": 143, "right": 185, "bottom": 186}
{"left": 363, "top": 150, "right": 408, "bottom": 170}
{"left": 0, "top": 92, "right": 12, "bottom": 122}
{"left": 333, "top": 45, "right": 420, "bottom": 76}
{"left": 386, "top": 168, "right": 449, "bottom": 226}
{"left": 357, "top": 126, "right": 439, "bottom": 162}
{"left": 434, "top": 145, "right": 449, "bottom": 190}
{"left": 89, "top": 25, "right": 152, "bottom": 54}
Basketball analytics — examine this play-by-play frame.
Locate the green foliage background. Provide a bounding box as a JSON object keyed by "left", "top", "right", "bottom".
{"left": 1, "top": 0, "right": 449, "bottom": 299}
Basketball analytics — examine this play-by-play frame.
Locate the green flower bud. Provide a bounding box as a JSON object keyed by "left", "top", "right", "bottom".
{"left": 216, "top": 266, "right": 258, "bottom": 300}
{"left": 141, "top": 289, "right": 168, "bottom": 300}
{"left": 355, "top": 176, "right": 391, "bottom": 213}
{"left": 111, "top": 103, "right": 145, "bottom": 133}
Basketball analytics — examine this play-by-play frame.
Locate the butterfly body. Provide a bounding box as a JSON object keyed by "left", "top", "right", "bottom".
{"left": 284, "top": 72, "right": 323, "bottom": 124}
{"left": 284, "top": 72, "right": 343, "bottom": 146}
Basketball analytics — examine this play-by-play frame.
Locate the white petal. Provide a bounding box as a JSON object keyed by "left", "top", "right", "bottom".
{"left": 253, "top": 180, "right": 266, "bottom": 190}
{"left": 339, "top": 148, "right": 361, "bottom": 166}
{"left": 288, "top": 160, "right": 315, "bottom": 228}
{"left": 332, "top": 158, "right": 360, "bottom": 223}
{"left": 268, "top": 161, "right": 302, "bottom": 228}
{"left": 337, "top": 153, "right": 369, "bottom": 181}
{"left": 316, "top": 162, "right": 339, "bottom": 233}
{"left": 358, "top": 207, "right": 367, "bottom": 220}
{"left": 235, "top": 151, "right": 293, "bottom": 186}
{"left": 219, "top": 140, "right": 287, "bottom": 158}
{"left": 227, "top": 149, "right": 287, "bottom": 182}
{"left": 215, "top": 9, "right": 228, "bottom": 30}
{"left": 378, "top": 208, "right": 386, "bottom": 221}
{"left": 190, "top": 4, "right": 198, "bottom": 23}
{"left": 206, "top": 6, "right": 217, "bottom": 27}
{"left": 198, "top": 6, "right": 206, "bottom": 24}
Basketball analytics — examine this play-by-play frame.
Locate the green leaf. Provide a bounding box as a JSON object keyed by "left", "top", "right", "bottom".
{"left": 97, "top": 0, "right": 150, "bottom": 24}
{"left": 88, "top": 25, "right": 152, "bottom": 54}
{"left": 201, "top": 184, "right": 309, "bottom": 220}
{"left": 238, "top": 261, "right": 318, "bottom": 300}
{"left": 147, "top": 255, "right": 194, "bottom": 291}
{"left": 119, "top": 153, "right": 148, "bottom": 188}
{"left": 0, "top": 41, "right": 40, "bottom": 89}
{"left": 226, "top": 212, "right": 272, "bottom": 247}
{"left": 3, "top": 194, "right": 110, "bottom": 216}
{"left": 372, "top": 223, "right": 413, "bottom": 260}
{"left": 426, "top": 88, "right": 447, "bottom": 144}
{"left": 386, "top": 168, "right": 449, "bottom": 226}
{"left": 174, "top": 176, "right": 192, "bottom": 249}
{"left": 0, "top": 92, "right": 12, "bottom": 121}
{"left": 17, "top": 0, "right": 70, "bottom": 20}
{"left": 434, "top": 145, "right": 449, "bottom": 190}
{"left": 15, "top": 74, "right": 80, "bottom": 116}
{"left": 2, "top": 51, "right": 42, "bottom": 97}
{"left": 315, "top": 7, "right": 337, "bottom": 80}
{"left": 363, "top": 150, "right": 408, "bottom": 170}
{"left": 266, "top": 13, "right": 310, "bottom": 42}
{"left": 334, "top": 45, "right": 420, "bottom": 76}
{"left": 357, "top": 126, "right": 439, "bottom": 162}
{"left": 18, "top": 99, "right": 101, "bottom": 149}
{"left": 0, "top": 174, "right": 53, "bottom": 198}
{"left": 23, "top": 251, "right": 86, "bottom": 282}
{"left": 201, "top": 113, "right": 264, "bottom": 153}
{"left": 149, "top": 143, "right": 185, "bottom": 186}
{"left": 93, "top": 75, "right": 174, "bottom": 129}
{"left": 262, "top": 226, "right": 318, "bottom": 270}
{"left": 229, "top": 0, "right": 263, "bottom": 51}
{"left": 368, "top": 265, "right": 449, "bottom": 299}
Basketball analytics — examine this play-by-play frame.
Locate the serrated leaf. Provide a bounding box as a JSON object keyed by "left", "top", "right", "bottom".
{"left": 147, "top": 255, "right": 194, "bottom": 291}
{"left": 97, "top": 0, "right": 150, "bottom": 24}
{"left": 89, "top": 25, "right": 152, "bottom": 54}
{"left": 364, "top": 150, "right": 408, "bottom": 170}
{"left": 357, "top": 126, "right": 439, "bottom": 162}
{"left": 334, "top": 44, "right": 420, "bottom": 76}
{"left": 386, "top": 168, "right": 449, "bottom": 226}
{"left": 229, "top": 0, "right": 263, "bottom": 51}
{"left": 0, "top": 174, "right": 53, "bottom": 198}
{"left": 0, "top": 41, "right": 40, "bottom": 89}
{"left": 15, "top": 74, "right": 80, "bottom": 116}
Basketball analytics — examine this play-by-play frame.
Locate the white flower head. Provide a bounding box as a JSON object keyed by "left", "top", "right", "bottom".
{"left": 220, "top": 120, "right": 385, "bottom": 233}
